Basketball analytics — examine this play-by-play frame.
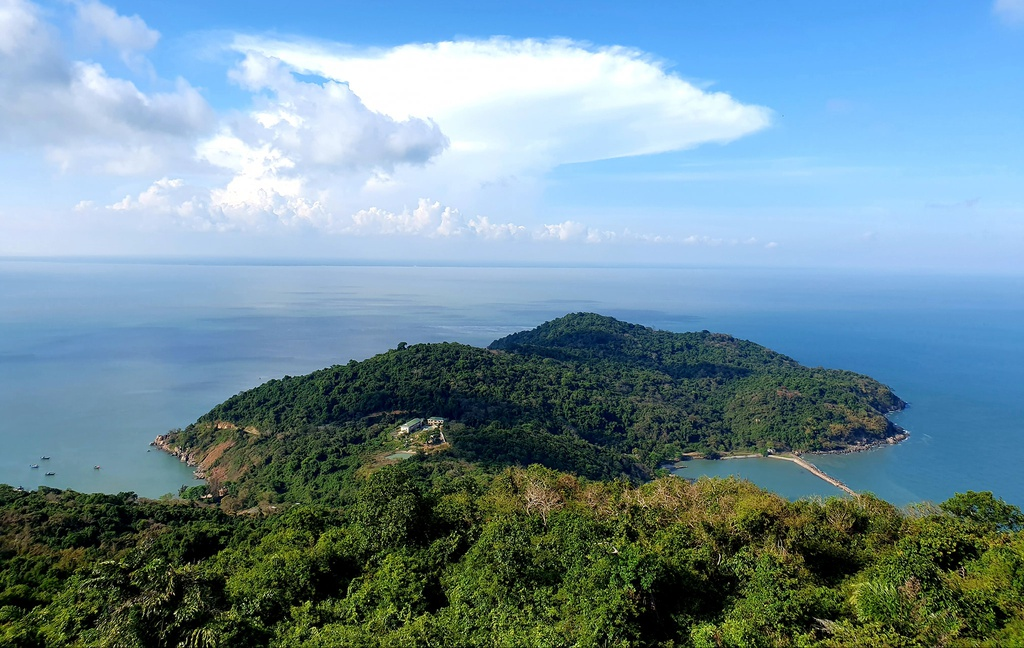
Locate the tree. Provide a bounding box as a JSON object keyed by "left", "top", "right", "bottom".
{"left": 940, "top": 491, "right": 1024, "bottom": 532}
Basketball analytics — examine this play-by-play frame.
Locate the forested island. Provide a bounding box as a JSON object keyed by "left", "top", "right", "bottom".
{"left": 158, "top": 313, "right": 906, "bottom": 506}
{"left": 3, "top": 313, "right": 1023, "bottom": 646}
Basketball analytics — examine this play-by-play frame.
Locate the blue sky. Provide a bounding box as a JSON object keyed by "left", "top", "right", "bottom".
{"left": 1, "top": 0, "right": 1022, "bottom": 271}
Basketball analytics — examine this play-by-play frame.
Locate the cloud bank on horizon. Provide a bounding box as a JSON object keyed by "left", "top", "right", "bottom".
{"left": 0, "top": 0, "right": 771, "bottom": 249}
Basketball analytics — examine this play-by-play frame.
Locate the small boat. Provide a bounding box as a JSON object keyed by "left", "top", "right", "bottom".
{"left": 29, "top": 464, "right": 39, "bottom": 469}
{"left": 45, "top": 472, "right": 55, "bottom": 476}
{"left": 93, "top": 465, "right": 101, "bottom": 470}
{"left": 40, "top": 456, "right": 50, "bottom": 460}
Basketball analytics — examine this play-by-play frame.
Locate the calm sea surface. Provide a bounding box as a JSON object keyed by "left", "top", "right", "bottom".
{"left": 1, "top": 260, "right": 1021, "bottom": 506}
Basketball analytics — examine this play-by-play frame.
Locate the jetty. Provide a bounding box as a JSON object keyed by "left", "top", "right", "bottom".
{"left": 770, "top": 453, "right": 857, "bottom": 497}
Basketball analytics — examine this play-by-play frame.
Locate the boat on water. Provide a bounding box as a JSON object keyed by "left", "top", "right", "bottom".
{"left": 29, "top": 464, "right": 39, "bottom": 469}
{"left": 93, "top": 465, "right": 101, "bottom": 470}
{"left": 44, "top": 472, "right": 55, "bottom": 476}
{"left": 40, "top": 456, "right": 50, "bottom": 460}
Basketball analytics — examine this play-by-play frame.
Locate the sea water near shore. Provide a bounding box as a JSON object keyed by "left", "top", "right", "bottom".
{"left": 1, "top": 259, "right": 1021, "bottom": 505}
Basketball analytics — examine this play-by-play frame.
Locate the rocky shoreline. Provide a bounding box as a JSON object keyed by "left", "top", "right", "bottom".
{"left": 805, "top": 428, "right": 909, "bottom": 456}
{"left": 151, "top": 434, "right": 206, "bottom": 479}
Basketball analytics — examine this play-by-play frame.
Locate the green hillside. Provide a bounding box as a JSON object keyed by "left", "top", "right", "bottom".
{"left": 3, "top": 475, "right": 1023, "bottom": 647}
{"left": 159, "top": 313, "right": 904, "bottom": 506}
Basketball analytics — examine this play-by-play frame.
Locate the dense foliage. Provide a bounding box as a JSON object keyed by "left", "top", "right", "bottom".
{"left": 3, "top": 473, "right": 1023, "bottom": 647}
{"left": 163, "top": 314, "right": 904, "bottom": 506}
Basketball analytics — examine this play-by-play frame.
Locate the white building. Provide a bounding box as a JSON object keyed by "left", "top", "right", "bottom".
{"left": 399, "top": 418, "right": 424, "bottom": 434}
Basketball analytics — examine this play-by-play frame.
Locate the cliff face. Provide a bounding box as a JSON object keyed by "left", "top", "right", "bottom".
{"left": 153, "top": 431, "right": 242, "bottom": 481}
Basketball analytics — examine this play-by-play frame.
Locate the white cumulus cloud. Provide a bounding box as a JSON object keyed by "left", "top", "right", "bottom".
{"left": 0, "top": 0, "right": 212, "bottom": 173}
{"left": 109, "top": 174, "right": 327, "bottom": 232}
{"left": 225, "top": 53, "right": 449, "bottom": 172}
{"left": 73, "top": 0, "right": 159, "bottom": 57}
{"left": 230, "top": 36, "right": 772, "bottom": 176}
{"left": 181, "top": 53, "right": 450, "bottom": 229}
{"left": 346, "top": 199, "right": 527, "bottom": 239}
{"left": 537, "top": 220, "right": 616, "bottom": 243}
{"left": 109, "top": 177, "right": 217, "bottom": 228}
{"left": 144, "top": 35, "right": 770, "bottom": 238}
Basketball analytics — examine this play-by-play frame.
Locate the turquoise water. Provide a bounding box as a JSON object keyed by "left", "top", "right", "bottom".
{"left": 1, "top": 260, "right": 1021, "bottom": 505}
{"left": 670, "top": 458, "right": 845, "bottom": 501}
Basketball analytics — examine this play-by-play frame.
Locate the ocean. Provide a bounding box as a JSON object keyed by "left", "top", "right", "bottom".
{"left": 1, "top": 260, "right": 1021, "bottom": 506}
